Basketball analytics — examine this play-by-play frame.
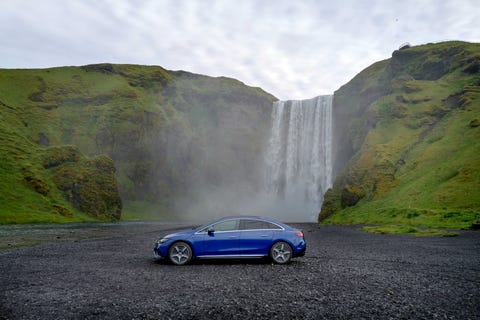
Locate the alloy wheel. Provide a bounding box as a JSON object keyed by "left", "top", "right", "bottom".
{"left": 169, "top": 242, "right": 192, "bottom": 265}
{"left": 270, "top": 241, "right": 292, "bottom": 264}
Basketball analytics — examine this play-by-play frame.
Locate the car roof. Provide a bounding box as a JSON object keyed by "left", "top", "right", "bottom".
{"left": 216, "top": 215, "right": 273, "bottom": 221}
{"left": 210, "top": 215, "right": 288, "bottom": 226}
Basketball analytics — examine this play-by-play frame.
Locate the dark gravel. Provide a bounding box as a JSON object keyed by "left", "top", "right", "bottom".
{"left": 1, "top": 223, "right": 479, "bottom": 319}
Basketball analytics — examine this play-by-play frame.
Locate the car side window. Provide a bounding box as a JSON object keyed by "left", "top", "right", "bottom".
{"left": 264, "top": 221, "right": 283, "bottom": 230}
{"left": 211, "top": 220, "right": 239, "bottom": 232}
{"left": 240, "top": 219, "right": 282, "bottom": 230}
{"left": 241, "top": 219, "right": 264, "bottom": 230}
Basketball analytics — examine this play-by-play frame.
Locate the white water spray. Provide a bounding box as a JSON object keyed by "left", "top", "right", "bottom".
{"left": 264, "top": 95, "right": 333, "bottom": 221}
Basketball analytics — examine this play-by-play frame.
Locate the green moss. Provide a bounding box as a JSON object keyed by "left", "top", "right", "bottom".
{"left": 341, "top": 185, "right": 366, "bottom": 207}
{"left": 0, "top": 63, "right": 275, "bottom": 223}
{"left": 52, "top": 154, "right": 122, "bottom": 221}
{"left": 324, "top": 41, "right": 480, "bottom": 229}
{"left": 0, "top": 93, "right": 122, "bottom": 223}
{"left": 469, "top": 118, "right": 480, "bottom": 127}
{"left": 22, "top": 169, "right": 50, "bottom": 196}
{"left": 361, "top": 225, "right": 459, "bottom": 237}
{"left": 42, "top": 145, "right": 81, "bottom": 168}
{"left": 318, "top": 188, "right": 341, "bottom": 221}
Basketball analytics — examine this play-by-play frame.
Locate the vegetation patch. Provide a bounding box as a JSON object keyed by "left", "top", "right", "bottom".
{"left": 52, "top": 154, "right": 122, "bottom": 221}
{"left": 469, "top": 118, "right": 480, "bottom": 127}
{"left": 361, "top": 225, "right": 459, "bottom": 237}
{"left": 22, "top": 169, "right": 50, "bottom": 196}
{"left": 42, "top": 145, "right": 81, "bottom": 168}
{"left": 322, "top": 41, "right": 480, "bottom": 229}
{"left": 0, "top": 63, "right": 275, "bottom": 223}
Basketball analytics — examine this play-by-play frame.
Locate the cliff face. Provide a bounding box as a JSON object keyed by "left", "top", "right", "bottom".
{"left": 321, "top": 41, "right": 480, "bottom": 228}
{"left": 0, "top": 64, "right": 275, "bottom": 222}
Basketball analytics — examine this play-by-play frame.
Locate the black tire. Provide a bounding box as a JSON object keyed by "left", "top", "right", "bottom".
{"left": 270, "top": 241, "right": 293, "bottom": 264}
{"left": 168, "top": 241, "right": 192, "bottom": 265}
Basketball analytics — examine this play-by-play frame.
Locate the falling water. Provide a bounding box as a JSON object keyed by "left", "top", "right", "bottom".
{"left": 264, "top": 95, "right": 333, "bottom": 221}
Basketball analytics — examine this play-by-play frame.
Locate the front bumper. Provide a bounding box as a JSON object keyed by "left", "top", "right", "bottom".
{"left": 153, "top": 247, "right": 166, "bottom": 260}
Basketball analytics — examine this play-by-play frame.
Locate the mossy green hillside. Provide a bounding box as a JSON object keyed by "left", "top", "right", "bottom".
{"left": 321, "top": 41, "right": 480, "bottom": 229}
{"left": 0, "top": 104, "right": 121, "bottom": 223}
{"left": 0, "top": 64, "right": 275, "bottom": 222}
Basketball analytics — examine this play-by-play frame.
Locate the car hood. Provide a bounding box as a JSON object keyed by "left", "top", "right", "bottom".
{"left": 164, "top": 229, "right": 195, "bottom": 239}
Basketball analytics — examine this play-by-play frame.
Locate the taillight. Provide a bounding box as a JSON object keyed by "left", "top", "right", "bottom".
{"left": 295, "top": 231, "right": 304, "bottom": 237}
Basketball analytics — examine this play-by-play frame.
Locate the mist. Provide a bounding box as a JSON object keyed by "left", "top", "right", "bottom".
{"left": 166, "top": 93, "right": 334, "bottom": 223}
{"left": 104, "top": 70, "right": 333, "bottom": 223}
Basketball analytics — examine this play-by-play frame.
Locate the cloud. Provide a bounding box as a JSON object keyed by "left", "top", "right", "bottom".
{"left": 1, "top": 0, "right": 479, "bottom": 99}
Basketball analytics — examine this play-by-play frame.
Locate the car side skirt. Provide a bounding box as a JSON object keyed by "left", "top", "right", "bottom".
{"left": 196, "top": 254, "right": 267, "bottom": 259}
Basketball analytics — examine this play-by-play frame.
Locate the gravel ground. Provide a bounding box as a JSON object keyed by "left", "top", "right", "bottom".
{"left": 0, "top": 223, "right": 479, "bottom": 319}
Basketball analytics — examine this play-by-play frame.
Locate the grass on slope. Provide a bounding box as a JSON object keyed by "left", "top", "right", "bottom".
{"left": 0, "top": 107, "right": 96, "bottom": 224}
{"left": 0, "top": 65, "right": 170, "bottom": 223}
{"left": 361, "top": 225, "right": 459, "bottom": 237}
{"left": 323, "top": 42, "right": 480, "bottom": 229}
{"left": 0, "top": 64, "right": 276, "bottom": 223}
{"left": 325, "top": 93, "right": 480, "bottom": 229}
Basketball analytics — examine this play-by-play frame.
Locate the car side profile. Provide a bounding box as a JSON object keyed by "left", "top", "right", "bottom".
{"left": 153, "top": 216, "right": 306, "bottom": 265}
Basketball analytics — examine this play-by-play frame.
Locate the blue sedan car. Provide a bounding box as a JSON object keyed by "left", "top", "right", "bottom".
{"left": 154, "top": 216, "right": 306, "bottom": 265}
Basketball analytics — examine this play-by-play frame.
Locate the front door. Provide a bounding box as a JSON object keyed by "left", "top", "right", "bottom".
{"left": 199, "top": 219, "right": 240, "bottom": 256}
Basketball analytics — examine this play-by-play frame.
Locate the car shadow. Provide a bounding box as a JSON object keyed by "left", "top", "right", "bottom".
{"left": 151, "top": 257, "right": 301, "bottom": 266}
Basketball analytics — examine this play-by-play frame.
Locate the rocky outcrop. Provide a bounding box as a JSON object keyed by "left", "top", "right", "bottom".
{"left": 50, "top": 150, "right": 122, "bottom": 221}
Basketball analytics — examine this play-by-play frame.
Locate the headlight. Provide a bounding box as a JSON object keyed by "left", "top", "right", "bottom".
{"left": 157, "top": 238, "right": 170, "bottom": 245}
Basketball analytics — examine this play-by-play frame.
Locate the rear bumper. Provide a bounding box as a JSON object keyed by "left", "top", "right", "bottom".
{"left": 294, "top": 246, "right": 306, "bottom": 257}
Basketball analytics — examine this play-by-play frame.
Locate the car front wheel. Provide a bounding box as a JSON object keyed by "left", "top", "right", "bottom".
{"left": 168, "top": 241, "right": 192, "bottom": 265}
{"left": 270, "top": 241, "right": 292, "bottom": 264}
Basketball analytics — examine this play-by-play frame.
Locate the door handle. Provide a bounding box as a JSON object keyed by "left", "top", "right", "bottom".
{"left": 228, "top": 236, "right": 238, "bottom": 238}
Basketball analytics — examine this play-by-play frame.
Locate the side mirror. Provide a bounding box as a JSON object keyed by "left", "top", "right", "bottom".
{"left": 207, "top": 228, "right": 215, "bottom": 235}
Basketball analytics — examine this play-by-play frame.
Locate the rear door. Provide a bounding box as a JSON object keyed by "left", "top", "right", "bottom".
{"left": 238, "top": 219, "right": 277, "bottom": 255}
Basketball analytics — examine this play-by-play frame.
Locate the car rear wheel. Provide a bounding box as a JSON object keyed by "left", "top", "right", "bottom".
{"left": 168, "top": 242, "right": 192, "bottom": 265}
{"left": 270, "top": 241, "right": 292, "bottom": 264}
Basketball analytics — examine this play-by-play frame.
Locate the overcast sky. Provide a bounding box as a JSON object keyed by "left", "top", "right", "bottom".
{"left": 1, "top": 0, "right": 479, "bottom": 100}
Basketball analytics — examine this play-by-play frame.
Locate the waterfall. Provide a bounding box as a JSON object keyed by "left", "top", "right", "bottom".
{"left": 264, "top": 95, "right": 333, "bottom": 221}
